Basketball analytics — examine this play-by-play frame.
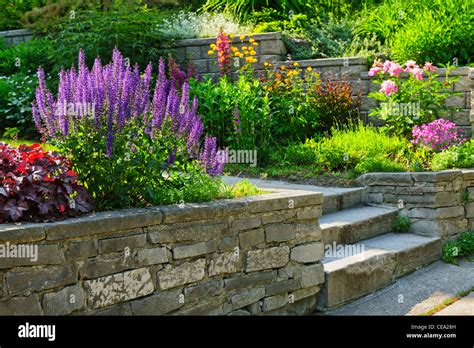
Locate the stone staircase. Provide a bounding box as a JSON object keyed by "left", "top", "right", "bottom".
{"left": 222, "top": 176, "right": 443, "bottom": 312}
{"left": 316, "top": 187, "right": 442, "bottom": 311}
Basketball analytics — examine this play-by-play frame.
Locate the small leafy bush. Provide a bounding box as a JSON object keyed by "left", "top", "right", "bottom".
{"left": 33, "top": 49, "right": 223, "bottom": 210}
{"left": 0, "top": 142, "right": 93, "bottom": 223}
{"left": 158, "top": 11, "right": 251, "bottom": 39}
{"left": 430, "top": 140, "right": 474, "bottom": 171}
{"left": 412, "top": 119, "right": 465, "bottom": 152}
{"left": 0, "top": 73, "right": 47, "bottom": 138}
{"left": 393, "top": 215, "right": 411, "bottom": 233}
{"left": 317, "top": 122, "right": 410, "bottom": 172}
{"left": 443, "top": 231, "right": 474, "bottom": 265}
{"left": 221, "top": 179, "right": 267, "bottom": 198}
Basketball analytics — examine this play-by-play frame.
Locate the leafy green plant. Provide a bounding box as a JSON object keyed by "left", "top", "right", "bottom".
{"left": 368, "top": 60, "right": 460, "bottom": 137}
{"left": 393, "top": 215, "right": 411, "bottom": 233}
{"left": 443, "top": 232, "right": 474, "bottom": 265}
{"left": 356, "top": 0, "right": 473, "bottom": 65}
{"left": 430, "top": 140, "right": 474, "bottom": 171}
{"left": 221, "top": 179, "right": 267, "bottom": 198}
{"left": 0, "top": 73, "right": 48, "bottom": 138}
{"left": 0, "top": 0, "right": 48, "bottom": 30}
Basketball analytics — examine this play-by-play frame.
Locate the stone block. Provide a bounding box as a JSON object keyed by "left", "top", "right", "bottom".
{"left": 42, "top": 285, "right": 85, "bottom": 315}
{"left": 98, "top": 234, "right": 146, "bottom": 254}
{"left": 229, "top": 287, "right": 265, "bottom": 310}
{"left": 184, "top": 280, "right": 223, "bottom": 303}
{"left": 6, "top": 264, "right": 77, "bottom": 296}
{"left": 301, "top": 263, "right": 324, "bottom": 288}
{"left": 239, "top": 228, "right": 265, "bottom": 249}
{"left": 246, "top": 246, "right": 290, "bottom": 272}
{"left": 173, "top": 239, "right": 217, "bottom": 260}
{"left": 84, "top": 267, "right": 154, "bottom": 309}
{"left": 224, "top": 270, "right": 277, "bottom": 291}
{"left": 0, "top": 244, "right": 63, "bottom": 269}
{"left": 66, "top": 240, "right": 97, "bottom": 261}
{"left": 265, "top": 224, "right": 295, "bottom": 242}
{"left": 137, "top": 247, "right": 168, "bottom": 266}
{"left": 265, "top": 279, "right": 301, "bottom": 296}
{"left": 232, "top": 217, "right": 262, "bottom": 231}
{"left": 262, "top": 293, "right": 288, "bottom": 312}
{"left": 0, "top": 295, "right": 43, "bottom": 315}
{"left": 131, "top": 288, "right": 184, "bottom": 315}
{"left": 208, "top": 251, "right": 241, "bottom": 276}
{"left": 157, "top": 258, "right": 206, "bottom": 290}
{"left": 290, "top": 243, "right": 324, "bottom": 263}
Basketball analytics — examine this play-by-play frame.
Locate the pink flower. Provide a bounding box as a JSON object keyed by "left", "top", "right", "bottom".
{"left": 380, "top": 80, "right": 398, "bottom": 96}
{"left": 410, "top": 67, "right": 424, "bottom": 80}
{"left": 388, "top": 62, "right": 403, "bottom": 76}
{"left": 382, "top": 60, "right": 392, "bottom": 73}
{"left": 368, "top": 66, "right": 382, "bottom": 76}
{"left": 423, "top": 62, "right": 437, "bottom": 73}
{"left": 404, "top": 60, "right": 418, "bottom": 72}
{"left": 412, "top": 119, "right": 466, "bottom": 152}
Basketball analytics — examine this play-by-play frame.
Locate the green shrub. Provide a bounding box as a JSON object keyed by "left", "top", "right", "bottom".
{"left": 190, "top": 75, "right": 274, "bottom": 164}
{"left": 431, "top": 140, "right": 474, "bottom": 171}
{"left": 43, "top": 5, "right": 173, "bottom": 74}
{"left": 0, "top": 73, "right": 50, "bottom": 138}
{"left": 0, "top": 0, "right": 48, "bottom": 30}
{"left": 443, "top": 231, "right": 474, "bottom": 265}
{"left": 280, "top": 139, "right": 320, "bottom": 166}
{"left": 356, "top": 0, "right": 473, "bottom": 65}
{"left": 393, "top": 215, "right": 411, "bottom": 233}
{"left": 354, "top": 156, "right": 406, "bottom": 175}
{"left": 221, "top": 179, "right": 267, "bottom": 198}
{"left": 0, "top": 38, "right": 55, "bottom": 75}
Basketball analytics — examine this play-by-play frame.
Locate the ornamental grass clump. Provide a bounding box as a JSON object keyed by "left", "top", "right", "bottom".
{"left": 32, "top": 48, "right": 223, "bottom": 209}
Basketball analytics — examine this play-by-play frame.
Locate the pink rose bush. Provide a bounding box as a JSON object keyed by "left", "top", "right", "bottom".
{"left": 368, "top": 59, "right": 459, "bottom": 136}
{"left": 412, "top": 119, "right": 465, "bottom": 152}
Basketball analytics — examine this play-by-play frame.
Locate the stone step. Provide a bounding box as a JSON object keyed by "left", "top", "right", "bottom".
{"left": 318, "top": 233, "right": 442, "bottom": 310}
{"left": 319, "top": 206, "right": 399, "bottom": 245}
{"left": 221, "top": 176, "right": 366, "bottom": 215}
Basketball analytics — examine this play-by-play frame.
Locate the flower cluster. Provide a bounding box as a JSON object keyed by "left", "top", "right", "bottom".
{"left": 32, "top": 48, "right": 222, "bottom": 176}
{"left": 260, "top": 61, "right": 320, "bottom": 92}
{"left": 369, "top": 60, "right": 438, "bottom": 96}
{"left": 0, "top": 142, "right": 93, "bottom": 222}
{"left": 412, "top": 119, "right": 465, "bottom": 152}
{"left": 208, "top": 30, "right": 258, "bottom": 76}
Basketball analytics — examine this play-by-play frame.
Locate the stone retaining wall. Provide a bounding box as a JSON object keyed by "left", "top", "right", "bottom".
{"left": 0, "top": 190, "right": 325, "bottom": 315}
{"left": 358, "top": 170, "right": 474, "bottom": 240}
{"left": 0, "top": 29, "right": 33, "bottom": 45}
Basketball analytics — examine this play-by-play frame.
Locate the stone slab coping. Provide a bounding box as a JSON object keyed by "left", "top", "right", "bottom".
{"left": 277, "top": 57, "right": 367, "bottom": 67}
{"left": 357, "top": 170, "right": 467, "bottom": 185}
{"left": 0, "top": 189, "right": 323, "bottom": 242}
{"left": 174, "top": 32, "right": 283, "bottom": 47}
{"left": 0, "top": 29, "right": 32, "bottom": 37}
{"left": 222, "top": 175, "right": 364, "bottom": 197}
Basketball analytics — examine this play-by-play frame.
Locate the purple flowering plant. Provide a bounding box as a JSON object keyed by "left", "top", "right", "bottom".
{"left": 32, "top": 48, "right": 223, "bottom": 209}
{"left": 412, "top": 119, "right": 466, "bottom": 152}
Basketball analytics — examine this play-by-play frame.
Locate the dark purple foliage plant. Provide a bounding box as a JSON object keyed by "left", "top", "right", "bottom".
{"left": 32, "top": 49, "right": 223, "bottom": 209}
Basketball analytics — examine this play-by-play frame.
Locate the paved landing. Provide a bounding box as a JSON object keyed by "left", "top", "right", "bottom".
{"left": 322, "top": 260, "right": 474, "bottom": 316}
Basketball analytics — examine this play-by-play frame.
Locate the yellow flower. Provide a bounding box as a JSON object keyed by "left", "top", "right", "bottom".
{"left": 245, "top": 57, "right": 252, "bottom": 63}
{"left": 208, "top": 50, "right": 214, "bottom": 55}
{"left": 252, "top": 58, "right": 258, "bottom": 63}
{"left": 250, "top": 50, "right": 256, "bottom": 56}
{"left": 231, "top": 46, "right": 238, "bottom": 52}
{"left": 267, "top": 86, "right": 273, "bottom": 91}
{"left": 217, "top": 40, "right": 222, "bottom": 45}
{"left": 263, "top": 62, "right": 269, "bottom": 67}
{"left": 239, "top": 35, "right": 245, "bottom": 40}
{"left": 249, "top": 38, "right": 255, "bottom": 43}
{"left": 280, "top": 65, "right": 286, "bottom": 70}
{"left": 229, "top": 34, "right": 235, "bottom": 39}
{"left": 252, "top": 42, "right": 259, "bottom": 46}
{"left": 210, "top": 44, "right": 217, "bottom": 49}
{"left": 307, "top": 67, "right": 313, "bottom": 72}
{"left": 293, "top": 62, "right": 299, "bottom": 67}
{"left": 242, "top": 46, "right": 248, "bottom": 51}
{"left": 248, "top": 32, "right": 254, "bottom": 37}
